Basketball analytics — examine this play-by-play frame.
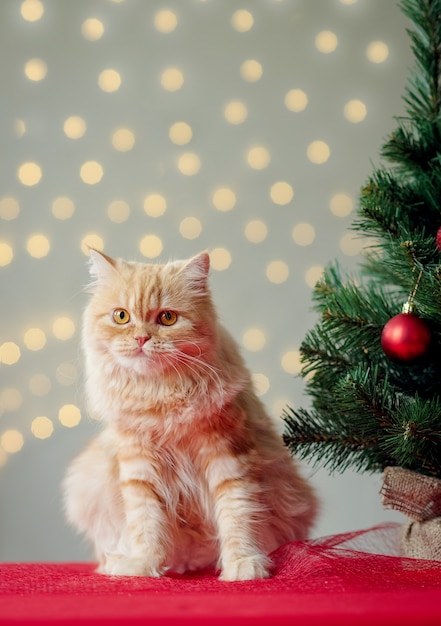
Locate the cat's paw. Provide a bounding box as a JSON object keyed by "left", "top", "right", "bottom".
{"left": 220, "top": 554, "right": 272, "bottom": 581}
{"left": 99, "top": 553, "right": 165, "bottom": 577}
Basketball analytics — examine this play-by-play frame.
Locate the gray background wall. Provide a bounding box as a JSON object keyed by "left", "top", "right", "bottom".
{"left": 0, "top": 0, "right": 409, "bottom": 562}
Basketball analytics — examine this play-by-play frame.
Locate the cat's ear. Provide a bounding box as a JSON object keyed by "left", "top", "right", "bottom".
{"left": 88, "top": 248, "right": 117, "bottom": 283}
{"left": 180, "top": 251, "right": 210, "bottom": 292}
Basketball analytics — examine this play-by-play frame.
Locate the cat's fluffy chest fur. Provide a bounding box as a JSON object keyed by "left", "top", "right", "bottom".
{"left": 63, "top": 250, "right": 318, "bottom": 580}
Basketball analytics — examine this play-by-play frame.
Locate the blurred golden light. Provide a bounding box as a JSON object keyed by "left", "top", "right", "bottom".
{"left": 266, "top": 260, "right": 289, "bottom": 284}
{"left": 340, "top": 233, "right": 364, "bottom": 256}
{"left": 56, "top": 363, "right": 79, "bottom": 386}
{"left": 18, "top": 162, "right": 42, "bottom": 186}
{"left": 31, "top": 416, "right": 54, "bottom": 440}
{"left": 81, "top": 18, "right": 105, "bottom": 41}
{"left": 24, "top": 328, "right": 47, "bottom": 351}
{"left": 247, "top": 146, "right": 270, "bottom": 169}
{"left": 292, "top": 222, "right": 316, "bottom": 246}
{"left": 80, "top": 161, "right": 103, "bottom": 184}
{"left": 15, "top": 119, "right": 26, "bottom": 137}
{"left": 344, "top": 99, "right": 367, "bottom": 123}
{"left": 252, "top": 373, "right": 270, "bottom": 396}
{"left": 0, "top": 343, "right": 21, "bottom": 365}
{"left": 243, "top": 328, "right": 266, "bottom": 351}
{"left": 1, "top": 388, "right": 23, "bottom": 412}
{"left": 231, "top": 9, "right": 254, "bottom": 32}
{"left": 112, "top": 127, "right": 135, "bottom": 151}
{"left": 0, "top": 197, "right": 19, "bottom": 221}
{"left": 139, "top": 235, "right": 163, "bottom": 258}
{"left": 1, "top": 430, "right": 24, "bottom": 454}
{"left": 0, "top": 242, "right": 13, "bottom": 266}
{"left": 330, "top": 193, "right": 353, "bottom": 217}
{"left": 305, "top": 265, "right": 324, "bottom": 288}
{"left": 307, "top": 140, "right": 330, "bottom": 164}
{"left": 59, "top": 404, "right": 82, "bottom": 428}
{"left": 24, "top": 58, "right": 47, "bottom": 81}
{"left": 63, "top": 116, "right": 86, "bottom": 139}
{"left": 366, "top": 41, "right": 389, "bottom": 63}
{"left": 179, "top": 217, "right": 202, "bottom": 239}
{"left": 212, "top": 187, "right": 236, "bottom": 211}
{"left": 52, "top": 196, "right": 75, "bottom": 220}
{"left": 177, "top": 153, "right": 201, "bottom": 176}
{"left": 210, "top": 248, "right": 232, "bottom": 271}
{"left": 98, "top": 69, "right": 122, "bottom": 92}
{"left": 244, "top": 220, "right": 268, "bottom": 243}
{"left": 270, "top": 181, "right": 294, "bottom": 205}
{"left": 281, "top": 350, "right": 302, "bottom": 374}
{"left": 160, "top": 67, "right": 184, "bottom": 91}
{"left": 20, "top": 0, "right": 44, "bottom": 21}
{"left": 26, "top": 234, "right": 50, "bottom": 258}
{"left": 240, "top": 59, "right": 263, "bottom": 82}
{"left": 29, "top": 373, "right": 52, "bottom": 396}
{"left": 154, "top": 9, "right": 178, "bottom": 33}
{"left": 108, "top": 200, "right": 130, "bottom": 223}
{"left": 143, "top": 194, "right": 167, "bottom": 217}
{"left": 315, "top": 30, "right": 338, "bottom": 53}
{"left": 81, "top": 234, "right": 104, "bottom": 255}
{"left": 224, "top": 100, "right": 248, "bottom": 124}
{"left": 169, "top": 122, "right": 192, "bottom": 145}
{"left": 285, "top": 89, "right": 308, "bottom": 112}
{"left": 52, "top": 316, "right": 75, "bottom": 340}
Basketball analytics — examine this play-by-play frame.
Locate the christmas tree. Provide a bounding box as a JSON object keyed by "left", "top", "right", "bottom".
{"left": 283, "top": 0, "right": 441, "bottom": 485}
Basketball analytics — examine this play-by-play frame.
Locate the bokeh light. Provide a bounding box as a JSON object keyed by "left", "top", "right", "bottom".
{"left": 18, "top": 162, "right": 42, "bottom": 186}
{"left": 20, "top": 0, "right": 44, "bottom": 21}
{"left": 143, "top": 194, "right": 167, "bottom": 217}
{"left": 24, "top": 58, "right": 47, "bottom": 81}
{"left": 270, "top": 182, "right": 294, "bottom": 205}
{"left": 81, "top": 18, "right": 105, "bottom": 41}
{"left": 240, "top": 59, "right": 263, "bottom": 82}
{"left": 23, "top": 328, "right": 47, "bottom": 351}
{"left": 224, "top": 100, "right": 248, "bottom": 124}
{"left": 58, "top": 404, "right": 82, "bottom": 428}
{"left": 1, "top": 430, "right": 24, "bottom": 454}
{"left": 210, "top": 248, "right": 232, "bottom": 271}
{"left": 0, "top": 197, "right": 20, "bottom": 220}
{"left": 266, "top": 260, "right": 290, "bottom": 284}
{"left": 212, "top": 187, "right": 236, "bottom": 211}
{"left": 26, "top": 234, "right": 50, "bottom": 258}
{"left": 31, "top": 416, "right": 54, "bottom": 440}
{"left": 244, "top": 220, "right": 268, "bottom": 243}
{"left": 139, "top": 235, "right": 163, "bottom": 258}
{"left": 98, "top": 69, "right": 122, "bottom": 92}
{"left": 366, "top": 41, "right": 389, "bottom": 63}
{"left": 154, "top": 9, "right": 178, "bottom": 33}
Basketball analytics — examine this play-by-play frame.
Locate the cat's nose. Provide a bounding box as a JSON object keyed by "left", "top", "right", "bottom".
{"left": 135, "top": 335, "right": 151, "bottom": 347}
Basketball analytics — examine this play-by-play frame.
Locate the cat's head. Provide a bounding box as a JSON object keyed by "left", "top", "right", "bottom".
{"left": 83, "top": 250, "right": 217, "bottom": 377}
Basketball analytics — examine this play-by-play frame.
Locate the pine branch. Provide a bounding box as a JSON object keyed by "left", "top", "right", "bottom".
{"left": 400, "top": 0, "right": 441, "bottom": 121}
{"left": 282, "top": 407, "right": 387, "bottom": 474}
{"left": 381, "top": 395, "right": 441, "bottom": 476}
{"left": 284, "top": 0, "right": 441, "bottom": 480}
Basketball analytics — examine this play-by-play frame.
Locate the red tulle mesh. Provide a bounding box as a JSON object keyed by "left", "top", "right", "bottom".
{"left": 2, "top": 524, "right": 441, "bottom": 625}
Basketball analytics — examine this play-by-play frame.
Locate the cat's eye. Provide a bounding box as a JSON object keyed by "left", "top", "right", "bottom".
{"left": 157, "top": 310, "right": 178, "bottom": 326}
{"left": 113, "top": 309, "right": 131, "bottom": 325}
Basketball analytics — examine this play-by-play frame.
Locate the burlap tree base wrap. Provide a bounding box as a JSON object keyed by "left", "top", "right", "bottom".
{"left": 381, "top": 466, "right": 441, "bottom": 560}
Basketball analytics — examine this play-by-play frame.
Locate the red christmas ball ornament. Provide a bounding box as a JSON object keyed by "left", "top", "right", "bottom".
{"left": 381, "top": 311, "right": 431, "bottom": 362}
{"left": 436, "top": 226, "right": 441, "bottom": 252}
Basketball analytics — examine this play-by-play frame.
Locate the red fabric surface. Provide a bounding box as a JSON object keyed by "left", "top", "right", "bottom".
{"left": 2, "top": 524, "right": 441, "bottom": 625}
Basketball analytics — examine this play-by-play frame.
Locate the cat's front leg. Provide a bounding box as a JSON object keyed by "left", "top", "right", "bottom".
{"left": 208, "top": 457, "right": 272, "bottom": 581}
{"left": 101, "top": 456, "right": 169, "bottom": 577}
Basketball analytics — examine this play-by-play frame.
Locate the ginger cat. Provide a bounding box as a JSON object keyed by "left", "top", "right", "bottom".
{"left": 63, "top": 250, "right": 318, "bottom": 580}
